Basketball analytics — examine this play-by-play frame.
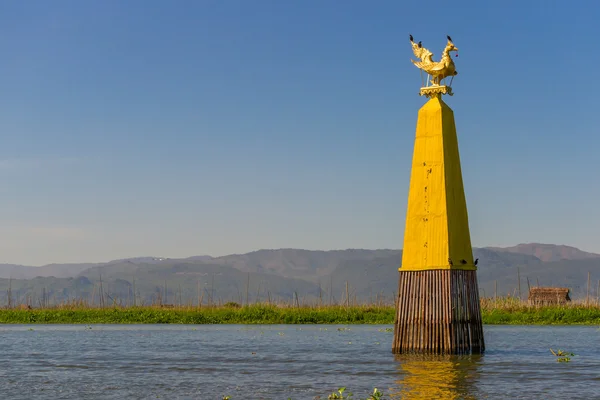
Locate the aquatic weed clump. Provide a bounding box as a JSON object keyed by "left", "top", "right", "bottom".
{"left": 222, "top": 387, "right": 387, "bottom": 400}
{"left": 550, "top": 348, "right": 576, "bottom": 362}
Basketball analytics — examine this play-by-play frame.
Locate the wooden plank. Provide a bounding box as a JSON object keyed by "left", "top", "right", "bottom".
{"left": 400, "top": 272, "right": 409, "bottom": 352}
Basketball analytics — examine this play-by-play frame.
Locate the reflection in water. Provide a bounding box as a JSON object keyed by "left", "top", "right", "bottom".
{"left": 391, "top": 354, "right": 482, "bottom": 399}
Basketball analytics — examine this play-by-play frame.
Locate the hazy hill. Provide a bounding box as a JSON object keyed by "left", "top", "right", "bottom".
{"left": 485, "top": 243, "right": 600, "bottom": 262}
{"left": 0, "top": 263, "right": 99, "bottom": 280}
{"left": 206, "top": 248, "right": 400, "bottom": 282}
{"left": 0, "top": 243, "right": 599, "bottom": 306}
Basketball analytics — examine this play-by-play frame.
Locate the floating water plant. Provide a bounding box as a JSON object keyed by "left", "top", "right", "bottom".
{"left": 367, "top": 388, "right": 383, "bottom": 400}
{"left": 223, "top": 387, "right": 387, "bottom": 399}
{"left": 326, "top": 387, "right": 384, "bottom": 399}
{"left": 550, "top": 348, "right": 575, "bottom": 362}
{"left": 328, "top": 387, "right": 352, "bottom": 399}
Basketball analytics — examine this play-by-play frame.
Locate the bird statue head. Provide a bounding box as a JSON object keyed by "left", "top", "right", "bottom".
{"left": 446, "top": 35, "right": 459, "bottom": 56}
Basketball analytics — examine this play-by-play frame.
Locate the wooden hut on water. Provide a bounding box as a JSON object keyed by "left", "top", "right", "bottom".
{"left": 528, "top": 287, "right": 571, "bottom": 306}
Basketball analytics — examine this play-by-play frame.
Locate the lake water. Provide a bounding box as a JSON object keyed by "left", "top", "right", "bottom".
{"left": 0, "top": 324, "right": 598, "bottom": 399}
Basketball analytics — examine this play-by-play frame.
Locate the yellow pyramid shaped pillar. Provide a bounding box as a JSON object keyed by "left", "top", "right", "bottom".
{"left": 401, "top": 96, "right": 474, "bottom": 271}
{"left": 392, "top": 94, "right": 484, "bottom": 355}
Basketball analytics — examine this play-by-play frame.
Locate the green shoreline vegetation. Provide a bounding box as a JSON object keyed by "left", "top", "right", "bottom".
{"left": 1, "top": 297, "right": 600, "bottom": 324}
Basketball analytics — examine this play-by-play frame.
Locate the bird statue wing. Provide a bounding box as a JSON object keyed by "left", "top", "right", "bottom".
{"left": 420, "top": 48, "right": 434, "bottom": 64}
{"left": 411, "top": 43, "right": 434, "bottom": 63}
{"left": 426, "top": 62, "right": 447, "bottom": 72}
{"left": 412, "top": 60, "right": 439, "bottom": 72}
{"left": 409, "top": 35, "right": 434, "bottom": 63}
{"left": 410, "top": 41, "right": 422, "bottom": 59}
{"left": 411, "top": 60, "right": 427, "bottom": 68}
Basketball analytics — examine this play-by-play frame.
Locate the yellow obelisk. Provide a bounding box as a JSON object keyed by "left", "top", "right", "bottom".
{"left": 392, "top": 34, "right": 484, "bottom": 354}
{"left": 401, "top": 96, "right": 474, "bottom": 271}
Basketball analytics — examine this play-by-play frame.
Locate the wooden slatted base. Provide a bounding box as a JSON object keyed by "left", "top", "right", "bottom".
{"left": 392, "top": 269, "right": 485, "bottom": 354}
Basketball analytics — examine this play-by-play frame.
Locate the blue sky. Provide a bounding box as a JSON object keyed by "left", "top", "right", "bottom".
{"left": 0, "top": 0, "right": 598, "bottom": 265}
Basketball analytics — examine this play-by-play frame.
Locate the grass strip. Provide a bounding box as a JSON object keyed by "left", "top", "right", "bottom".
{"left": 1, "top": 301, "right": 600, "bottom": 325}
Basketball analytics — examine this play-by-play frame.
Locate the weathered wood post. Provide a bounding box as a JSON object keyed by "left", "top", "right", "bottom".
{"left": 392, "top": 34, "right": 484, "bottom": 354}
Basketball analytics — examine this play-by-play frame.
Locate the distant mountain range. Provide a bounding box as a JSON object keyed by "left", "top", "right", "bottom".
{"left": 483, "top": 243, "right": 600, "bottom": 263}
{"left": 0, "top": 243, "right": 599, "bottom": 307}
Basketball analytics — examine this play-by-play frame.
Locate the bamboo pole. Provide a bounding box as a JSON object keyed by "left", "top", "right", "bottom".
{"left": 197, "top": 280, "right": 201, "bottom": 308}
{"left": 318, "top": 281, "right": 322, "bottom": 307}
{"left": 91, "top": 285, "right": 96, "bottom": 307}
{"left": 210, "top": 273, "right": 215, "bottom": 307}
{"left": 494, "top": 280, "right": 497, "bottom": 303}
{"left": 255, "top": 281, "right": 261, "bottom": 304}
{"left": 99, "top": 275, "right": 104, "bottom": 308}
{"left": 245, "top": 273, "right": 250, "bottom": 306}
{"left": 517, "top": 267, "right": 521, "bottom": 300}
{"left": 178, "top": 284, "right": 182, "bottom": 307}
{"left": 345, "top": 281, "right": 349, "bottom": 308}
{"left": 7, "top": 277, "right": 12, "bottom": 308}
{"left": 587, "top": 271, "right": 590, "bottom": 307}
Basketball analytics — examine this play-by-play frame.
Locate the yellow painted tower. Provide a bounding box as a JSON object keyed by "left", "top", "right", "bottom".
{"left": 401, "top": 96, "right": 474, "bottom": 272}
{"left": 392, "top": 34, "right": 484, "bottom": 354}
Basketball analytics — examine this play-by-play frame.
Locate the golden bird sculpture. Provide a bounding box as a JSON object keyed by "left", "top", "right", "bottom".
{"left": 409, "top": 34, "right": 458, "bottom": 86}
